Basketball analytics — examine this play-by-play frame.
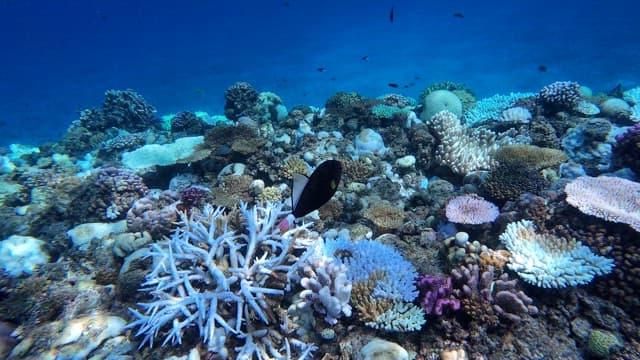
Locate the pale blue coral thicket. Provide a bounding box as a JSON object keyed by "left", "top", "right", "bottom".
{"left": 127, "top": 202, "right": 316, "bottom": 359}
{"left": 464, "top": 92, "right": 535, "bottom": 126}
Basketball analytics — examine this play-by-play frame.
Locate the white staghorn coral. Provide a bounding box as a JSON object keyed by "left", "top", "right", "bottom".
{"left": 127, "top": 202, "right": 317, "bottom": 359}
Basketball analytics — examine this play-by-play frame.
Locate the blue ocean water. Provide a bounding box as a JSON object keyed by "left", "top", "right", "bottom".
{"left": 0, "top": 0, "right": 637, "bottom": 147}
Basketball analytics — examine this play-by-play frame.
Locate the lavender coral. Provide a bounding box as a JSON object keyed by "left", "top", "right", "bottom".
{"left": 416, "top": 275, "right": 460, "bottom": 316}
{"left": 565, "top": 176, "right": 640, "bottom": 232}
{"left": 127, "top": 202, "right": 317, "bottom": 358}
{"left": 445, "top": 194, "right": 499, "bottom": 225}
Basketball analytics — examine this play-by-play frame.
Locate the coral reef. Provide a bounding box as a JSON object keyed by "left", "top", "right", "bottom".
{"left": 223, "top": 82, "right": 259, "bottom": 121}
{"left": 451, "top": 264, "right": 538, "bottom": 324}
{"left": 128, "top": 202, "right": 317, "bottom": 358}
{"left": 363, "top": 203, "right": 405, "bottom": 233}
{"left": 170, "top": 111, "right": 208, "bottom": 136}
{"left": 500, "top": 220, "right": 614, "bottom": 288}
{"left": 429, "top": 110, "right": 509, "bottom": 175}
{"left": 565, "top": 176, "right": 640, "bottom": 232}
{"left": 103, "top": 89, "right": 158, "bottom": 132}
{"left": 72, "top": 167, "right": 148, "bottom": 222}
{"left": 494, "top": 144, "right": 568, "bottom": 171}
{"left": 294, "top": 256, "right": 352, "bottom": 325}
{"left": 538, "top": 81, "right": 582, "bottom": 112}
{"left": 416, "top": 275, "right": 460, "bottom": 316}
{"left": 445, "top": 194, "right": 499, "bottom": 225}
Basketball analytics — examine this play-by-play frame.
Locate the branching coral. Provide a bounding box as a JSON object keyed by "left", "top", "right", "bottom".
{"left": 428, "top": 110, "right": 504, "bottom": 175}
{"left": 128, "top": 202, "right": 317, "bottom": 358}
{"left": 322, "top": 233, "right": 425, "bottom": 331}
{"left": 500, "top": 220, "right": 614, "bottom": 288}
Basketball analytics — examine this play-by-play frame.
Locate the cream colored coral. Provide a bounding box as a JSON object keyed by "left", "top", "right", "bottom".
{"left": 361, "top": 338, "right": 409, "bottom": 360}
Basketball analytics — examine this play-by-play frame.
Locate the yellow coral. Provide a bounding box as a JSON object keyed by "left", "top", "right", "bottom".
{"left": 257, "top": 186, "right": 282, "bottom": 202}
{"left": 280, "top": 157, "right": 309, "bottom": 180}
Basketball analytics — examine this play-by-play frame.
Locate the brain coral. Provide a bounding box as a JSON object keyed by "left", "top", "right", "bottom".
{"left": 565, "top": 176, "right": 640, "bottom": 232}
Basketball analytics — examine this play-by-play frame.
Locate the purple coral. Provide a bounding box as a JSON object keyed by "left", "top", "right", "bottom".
{"left": 451, "top": 264, "right": 537, "bottom": 323}
{"left": 416, "top": 275, "right": 460, "bottom": 316}
{"left": 178, "top": 186, "right": 211, "bottom": 212}
{"left": 445, "top": 194, "right": 499, "bottom": 225}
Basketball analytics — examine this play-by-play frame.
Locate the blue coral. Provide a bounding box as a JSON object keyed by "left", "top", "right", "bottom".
{"left": 323, "top": 233, "right": 418, "bottom": 302}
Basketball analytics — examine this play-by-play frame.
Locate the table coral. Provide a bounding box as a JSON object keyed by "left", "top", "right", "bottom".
{"left": 500, "top": 219, "right": 614, "bottom": 288}
{"left": 565, "top": 175, "right": 640, "bottom": 232}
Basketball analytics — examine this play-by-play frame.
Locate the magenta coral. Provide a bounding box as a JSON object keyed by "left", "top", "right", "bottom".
{"left": 565, "top": 176, "right": 640, "bottom": 232}
{"left": 445, "top": 194, "right": 499, "bottom": 225}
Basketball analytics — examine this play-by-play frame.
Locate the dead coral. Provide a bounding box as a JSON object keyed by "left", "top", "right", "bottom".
{"left": 211, "top": 174, "right": 253, "bottom": 209}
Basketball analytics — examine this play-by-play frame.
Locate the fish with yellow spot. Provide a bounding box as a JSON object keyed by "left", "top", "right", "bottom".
{"left": 278, "top": 159, "right": 342, "bottom": 231}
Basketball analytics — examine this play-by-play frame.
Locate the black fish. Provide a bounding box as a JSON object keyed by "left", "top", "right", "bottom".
{"left": 388, "top": 83, "right": 399, "bottom": 88}
{"left": 279, "top": 159, "right": 342, "bottom": 231}
{"left": 316, "top": 67, "right": 327, "bottom": 72}
{"left": 537, "top": 65, "right": 547, "bottom": 72}
{"left": 389, "top": 7, "right": 394, "bottom": 22}
{"left": 453, "top": 12, "right": 464, "bottom": 18}
{"left": 361, "top": 55, "right": 369, "bottom": 61}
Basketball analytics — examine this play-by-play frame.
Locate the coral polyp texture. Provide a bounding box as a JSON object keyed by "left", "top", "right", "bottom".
{"left": 428, "top": 110, "right": 515, "bottom": 175}
{"left": 445, "top": 194, "right": 499, "bottom": 225}
{"left": 128, "top": 202, "right": 317, "bottom": 358}
{"left": 500, "top": 220, "right": 614, "bottom": 288}
{"left": 538, "top": 81, "right": 582, "bottom": 112}
{"left": 564, "top": 176, "right": 640, "bottom": 232}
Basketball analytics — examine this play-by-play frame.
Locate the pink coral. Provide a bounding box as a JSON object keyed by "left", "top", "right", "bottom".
{"left": 565, "top": 176, "right": 640, "bottom": 232}
{"left": 445, "top": 194, "right": 500, "bottom": 225}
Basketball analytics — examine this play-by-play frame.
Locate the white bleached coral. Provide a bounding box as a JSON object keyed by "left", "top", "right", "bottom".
{"left": 428, "top": 110, "right": 517, "bottom": 175}
{"left": 127, "top": 202, "right": 317, "bottom": 358}
{"left": 500, "top": 220, "right": 614, "bottom": 288}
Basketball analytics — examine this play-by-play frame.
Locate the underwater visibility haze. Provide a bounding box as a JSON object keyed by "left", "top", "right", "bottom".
{"left": 0, "top": 0, "right": 639, "bottom": 359}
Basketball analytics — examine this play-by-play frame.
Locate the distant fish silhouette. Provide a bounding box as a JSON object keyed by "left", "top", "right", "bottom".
{"left": 537, "top": 65, "right": 548, "bottom": 72}
{"left": 453, "top": 12, "right": 464, "bottom": 18}
{"left": 389, "top": 7, "right": 394, "bottom": 22}
{"left": 316, "top": 67, "right": 327, "bottom": 72}
{"left": 388, "top": 83, "right": 399, "bottom": 88}
{"left": 0, "top": 120, "right": 6, "bottom": 127}
{"left": 283, "top": 1, "right": 290, "bottom": 7}
{"left": 361, "top": 55, "right": 369, "bottom": 61}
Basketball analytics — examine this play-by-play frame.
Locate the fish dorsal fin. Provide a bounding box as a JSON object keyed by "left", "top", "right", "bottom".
{"left": 291, "top": 173, "right": 309, "bottom": 210}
